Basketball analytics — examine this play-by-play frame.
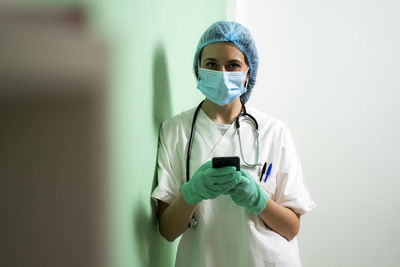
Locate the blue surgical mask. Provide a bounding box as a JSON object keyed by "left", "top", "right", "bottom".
{"left": 197, "top": 67, "right": 248, "bottom": 106}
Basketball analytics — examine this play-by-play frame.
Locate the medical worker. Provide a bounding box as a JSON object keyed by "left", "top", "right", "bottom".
{"left": 152, "top": 21, "right": 315, "bottom": 267}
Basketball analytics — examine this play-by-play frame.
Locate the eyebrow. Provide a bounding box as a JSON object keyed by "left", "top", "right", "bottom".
{"left": 203, "top": 57, "right": 218, "bottom": 62}
{"left": 227, "top": 59, "right": 243, "bottom": 63}
{"left": 202, "top": 58, "right": 243, "bottom": 63}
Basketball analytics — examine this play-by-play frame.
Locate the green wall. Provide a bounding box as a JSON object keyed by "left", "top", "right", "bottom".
{"left": 21, "top": 0, "right": 227, "bottom": 266}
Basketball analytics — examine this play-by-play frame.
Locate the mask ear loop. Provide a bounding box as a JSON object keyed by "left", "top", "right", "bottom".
{"left": 244, "top": 67, "right": 250, "bottom": 92}
{"left": 197, "top": 63, "right": 201, "bottom": 82}
{"left": 244, "top": 78, "right": 249, "bottom": 93}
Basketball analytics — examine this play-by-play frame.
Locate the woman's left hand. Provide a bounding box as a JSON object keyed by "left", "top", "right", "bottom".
{"left": 228, "top": 169, "right": 269, "bottom": 216}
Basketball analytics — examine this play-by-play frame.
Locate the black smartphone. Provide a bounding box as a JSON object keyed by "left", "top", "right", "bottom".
{"left": 212, "top": 156, "right": 240, "bottom": 171}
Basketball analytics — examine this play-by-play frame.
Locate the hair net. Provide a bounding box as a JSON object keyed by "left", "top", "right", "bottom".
{"left": 193, "top": 21, "right": 259, "bottom": 104}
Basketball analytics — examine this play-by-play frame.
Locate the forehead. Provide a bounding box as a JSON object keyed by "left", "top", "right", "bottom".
{"left": 201, "top": 42, "right": 245, "bottom": 61}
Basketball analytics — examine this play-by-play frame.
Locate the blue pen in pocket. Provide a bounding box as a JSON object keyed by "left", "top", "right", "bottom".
{"left": 264, "top": 163, "right": 272, "bottom": 183}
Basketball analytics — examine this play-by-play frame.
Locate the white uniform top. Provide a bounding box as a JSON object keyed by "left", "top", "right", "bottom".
{"left": 152, "top": 105, "right": 315, "bottom": 267}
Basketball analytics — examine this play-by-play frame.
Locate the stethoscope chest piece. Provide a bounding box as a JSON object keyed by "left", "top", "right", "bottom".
{"left": 188, "top": 216, "right": 198, "bottom": 229}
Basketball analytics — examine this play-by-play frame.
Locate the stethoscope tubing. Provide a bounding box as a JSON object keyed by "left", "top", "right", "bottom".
{"left": 186, "top": 100, "right": 260, "bottom": 183}
{"left": 186, "top": 100, "right": 205, "bottom": 183}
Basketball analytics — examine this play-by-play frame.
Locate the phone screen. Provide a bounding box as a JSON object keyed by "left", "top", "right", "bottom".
{"left": 212, "top": 156, "right": 240, "bottom": 171}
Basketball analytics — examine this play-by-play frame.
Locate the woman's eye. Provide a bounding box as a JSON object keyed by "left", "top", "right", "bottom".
{"left": 205, "top": 62, "right": 217, "bottom": 68}
{"left": 228, "top": 63, "right": 241, "bottom": 69}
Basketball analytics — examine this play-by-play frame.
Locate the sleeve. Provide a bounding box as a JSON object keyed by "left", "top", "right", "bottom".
{"left": 151, "top": 122, "right": 184, "bottom": 208}
{"left": 273, "top": 125, "right": 315, "bottom": 215}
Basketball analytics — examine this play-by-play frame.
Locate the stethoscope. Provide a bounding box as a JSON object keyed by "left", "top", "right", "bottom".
{"left": 186, "top": 99, "right": 261, "bottom": 228}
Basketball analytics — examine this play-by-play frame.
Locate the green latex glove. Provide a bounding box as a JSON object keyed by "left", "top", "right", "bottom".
{"left": 182, "top": 161, "right": 241, "bottom": 205}
{"left": 229, "top": 169, "right": 269, "bottom": 216}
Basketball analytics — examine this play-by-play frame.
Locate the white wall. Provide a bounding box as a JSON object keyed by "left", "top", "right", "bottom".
{"left": 233, "top": 0, "right": 400, "bottom": 266}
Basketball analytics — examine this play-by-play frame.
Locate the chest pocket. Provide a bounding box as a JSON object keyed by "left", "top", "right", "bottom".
{"left": 242, "top": 165, "right": 277, "bottom": 199}
{"left": 259, "top": 175, "right": 276, "bottom": 198}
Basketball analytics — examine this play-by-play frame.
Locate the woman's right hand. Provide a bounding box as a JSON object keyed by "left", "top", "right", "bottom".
{"left": 181, "top": 161, "right": 241, "bottom": 205}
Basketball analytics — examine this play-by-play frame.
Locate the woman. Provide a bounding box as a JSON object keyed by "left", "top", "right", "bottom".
{"left": 152, "top": 21, "right": 315, "bottom": 267}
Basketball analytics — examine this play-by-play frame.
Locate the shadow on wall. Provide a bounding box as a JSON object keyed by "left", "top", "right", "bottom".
{"left": 133, "top": 42, "right": 174, "bottom": 267}
{"left": 152, "top": 42, "right": 172, "bottom": 129}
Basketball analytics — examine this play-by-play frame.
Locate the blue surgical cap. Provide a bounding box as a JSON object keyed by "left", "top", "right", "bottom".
{"left": 193, "top": 21, "right": 259, "bottom": 103}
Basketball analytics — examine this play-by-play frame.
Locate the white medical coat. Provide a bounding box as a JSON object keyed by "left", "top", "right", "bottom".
{"left": 152, "top": 106, "right": 315, "bottom": 267}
